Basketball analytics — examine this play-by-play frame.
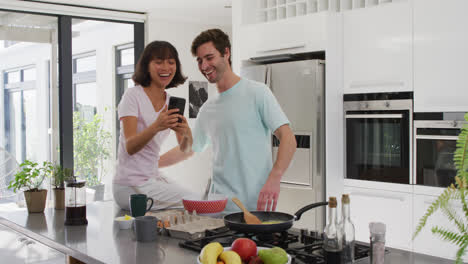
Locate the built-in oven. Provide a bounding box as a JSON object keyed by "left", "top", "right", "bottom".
{"left": 344, "top": 92, "right": 413, "bottom": 184}
{"left": 414, "top": 113, "right": 467, "bottom": 187}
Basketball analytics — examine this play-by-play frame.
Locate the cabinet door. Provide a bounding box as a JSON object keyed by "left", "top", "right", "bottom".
{"left": 413, "top": 193, "right": 468, "bottom": 261}
{"left": 236, "top": 14, "right": 327, "bottom": 62}
{"left": 413, "top": 0, "right": 468, "bottom": 112}
{"left": 343, "top": 2, "right": 412, "bottom": 94}
{"left": 343, "top": 186, "right": 413, "bottom": 250}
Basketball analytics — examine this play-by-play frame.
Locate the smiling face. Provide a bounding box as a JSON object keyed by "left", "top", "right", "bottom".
{"left": 196, "top": 41, "right": 230, "bottom": 84}
{"left": 148, "top": 58, "right": 176, "bottom": 88}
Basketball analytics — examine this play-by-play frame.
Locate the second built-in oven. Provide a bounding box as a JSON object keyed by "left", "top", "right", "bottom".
{"left": 414, "top": 113, "right": 467, "bottom": 187}
{"left": 344, "top": 92, "right": 413, "bottom": 184}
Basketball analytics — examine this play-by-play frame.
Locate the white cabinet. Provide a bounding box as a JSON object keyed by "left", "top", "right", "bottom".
{"left": 343, "top": 1, "right": 412, "bottom": 94}
{"left": 235, "top": 14, "right": 327, "bottom": 62}
{"left": 413, "top": 0, "right": 468, "bottom": 112}
{"left": 413, "top": 193, "right": 468, "bottom": 261}
{"left": 344, "top": 186, "right": 413, "bottom": 250}
{"left": 232, "top": 0, "right": 327, "bottom": 71}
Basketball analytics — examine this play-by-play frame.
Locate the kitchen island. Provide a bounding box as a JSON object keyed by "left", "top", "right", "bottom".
{"left": 0, "top": 201, "right": 455, "bottom": 264}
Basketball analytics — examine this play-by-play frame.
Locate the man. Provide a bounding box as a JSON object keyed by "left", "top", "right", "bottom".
{"left": 189, "top": 28, "right": 297, "bottom": 212}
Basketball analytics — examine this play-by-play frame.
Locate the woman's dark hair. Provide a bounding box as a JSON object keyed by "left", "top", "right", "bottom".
{"left": 191, "top": 28, "right": 231, "bottom": 66}
{"left": 132, "top": 41, "right": 187, "bottom": 88}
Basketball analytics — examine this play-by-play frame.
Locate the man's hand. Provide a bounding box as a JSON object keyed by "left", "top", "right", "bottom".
{"left": 171, "top": 116, "right": 193, "bottom": 153}
{"left": 257, "top": 124, "right": 296, "bottom": 211}
{"left": 257, "top": 172, "right": 281, "bottom": 211}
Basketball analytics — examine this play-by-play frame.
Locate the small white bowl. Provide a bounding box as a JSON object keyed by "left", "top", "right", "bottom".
{"left": 115, "top": 216, "right": 134, "bottom": 229}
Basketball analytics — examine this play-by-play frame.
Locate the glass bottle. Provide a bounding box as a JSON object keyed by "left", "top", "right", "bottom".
{"left": 340, "top": 194, "right": 355, "bottom": 263}
{"left": 323, "top": 196, "right": 343, "bottom": 264}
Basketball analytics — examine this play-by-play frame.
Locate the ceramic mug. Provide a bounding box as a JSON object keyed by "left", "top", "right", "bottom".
{"left": 133, "top": 216, "right": 158, "bottom": 242}
{"left": 130, "top": 194, "right": 154, "bottom": 217}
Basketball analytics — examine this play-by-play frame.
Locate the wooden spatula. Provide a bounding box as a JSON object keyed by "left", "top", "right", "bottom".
{"left": 232, "top": 197, "right": 262, "bottom": 225}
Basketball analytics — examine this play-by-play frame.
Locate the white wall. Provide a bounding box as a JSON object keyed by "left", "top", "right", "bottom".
{"left": 146, "top": 14, "right": 232, "bottom": 196}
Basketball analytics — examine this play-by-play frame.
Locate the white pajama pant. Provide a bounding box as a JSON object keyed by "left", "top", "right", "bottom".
{"left": 113, "top": 176, "right": 198, "bottom": 211}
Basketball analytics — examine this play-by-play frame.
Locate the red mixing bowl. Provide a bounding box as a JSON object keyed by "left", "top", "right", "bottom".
{"left": 182, "top": 194, "right": 228, "bottom": 214}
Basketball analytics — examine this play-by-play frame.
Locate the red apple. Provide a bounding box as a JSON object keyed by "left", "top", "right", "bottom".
{"left": 231, "top": 238, "right": 257, "bottom": 262}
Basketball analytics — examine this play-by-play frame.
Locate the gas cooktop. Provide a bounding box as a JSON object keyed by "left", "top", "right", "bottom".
{"left": 179, "top": 227, "right": 371, "bottom": 264}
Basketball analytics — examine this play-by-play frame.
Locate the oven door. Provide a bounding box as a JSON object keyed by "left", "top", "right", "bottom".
{"left": 345, "top": 111, "right": 410, "bottom": 184}
{"left": 415, "top": 123, "right": 461, "bottom": 187}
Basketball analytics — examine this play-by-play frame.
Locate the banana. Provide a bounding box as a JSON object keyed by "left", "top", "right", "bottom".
{"left": 219, "top": 250, "right": 242, "bottom": 264}
{"left": 201, "top": 242, "right": 223, "bottom": 264}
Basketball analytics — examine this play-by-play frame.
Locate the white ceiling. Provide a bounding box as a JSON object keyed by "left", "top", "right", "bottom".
{"left": 28, "top": 0, "right": 233, "bottom": 25}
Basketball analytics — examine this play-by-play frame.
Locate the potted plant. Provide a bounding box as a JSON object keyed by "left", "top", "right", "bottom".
{"left": 51, "top": 165, "right": 73, "bottom": 210}
{"left": 73, "top": 111, "right": 112, "bottom": 201}
{"left": 413, "top": 113, "right": 468, "bottom": 263}
{"left": 8, "top": 160, "right": 54, "bottom": 213}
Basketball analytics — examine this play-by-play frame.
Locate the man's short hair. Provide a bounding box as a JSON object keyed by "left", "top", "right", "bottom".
{"left": 191, "top": 28, "right": 232, "bottom": 66}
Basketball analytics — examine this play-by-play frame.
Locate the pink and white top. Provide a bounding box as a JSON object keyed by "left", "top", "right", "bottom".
{"left": 114, "top": 85, "right": 171, "bottom": 186}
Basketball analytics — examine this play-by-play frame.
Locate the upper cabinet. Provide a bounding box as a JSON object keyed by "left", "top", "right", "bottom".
{"left": 413, "top": 0, "right": 468, "bottom": 112}
{"left": 232, "top": 0, "right": 329, "bottom": 71}
{"left": 343, "top": 1, "right": 412, "bottom": 94}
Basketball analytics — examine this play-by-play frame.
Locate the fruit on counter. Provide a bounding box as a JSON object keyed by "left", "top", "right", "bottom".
{"left": 248, "top": 255, "right": 264, "bottom": 264}
{"left": 201, "top": 242, "right": 224, "bottom": 264}
{"left": 219, "top": 250, "right": 242, "bottom": 264}
{"left": 258, "top": 247, "right": 288, "bottom": 264}
{"left": 231, "top": 238, "right": 257, "bottom": 261}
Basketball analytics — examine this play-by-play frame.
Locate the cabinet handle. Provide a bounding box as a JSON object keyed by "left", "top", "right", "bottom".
{"left": 257, "top": 43, "right": 306, "bottom": 53}
{"left": 349, "top": 80, "right": 405, "bottom": 89}
{"left": 351, "top": 191, "right": 405, "bottom": 201}
{"left": 415, "top": 135, "right": 459, "bottom": 141}
{"left": 345, "top": 114, "right": 403, "bottom": 119}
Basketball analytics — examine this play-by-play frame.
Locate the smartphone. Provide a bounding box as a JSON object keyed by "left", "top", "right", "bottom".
{"left": 168, "top": 96, "right": 186, "bottom": 123}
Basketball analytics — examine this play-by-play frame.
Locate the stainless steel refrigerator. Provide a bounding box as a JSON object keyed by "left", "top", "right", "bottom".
{"left": 241, "top": 59, "right": 326, "bottom": 231}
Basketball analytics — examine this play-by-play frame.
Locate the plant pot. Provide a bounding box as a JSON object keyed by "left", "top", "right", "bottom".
{"left": 24, "top": 189, "right": 48, "bottom": 213}
{"left": 53, "top": 188, "right": 65, "bottom": 210}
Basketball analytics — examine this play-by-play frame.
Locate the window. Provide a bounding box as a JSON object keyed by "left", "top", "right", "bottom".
{"left": 3, "top": 66, "right": 40, "bottom": 163}
{"left": 116, "top": 43, "right": 135, "bottom": 93}
{"left": 115, "top": 43, "right": 135, "bottom": 149}
{"left": 72, "top": 20, "right": 136, "bottom": 201}
{"left": 0, "top": 10, "right": 144, "bottom": 208}
{"left": 72, "top": 52, "right": 97, "bottom": 121}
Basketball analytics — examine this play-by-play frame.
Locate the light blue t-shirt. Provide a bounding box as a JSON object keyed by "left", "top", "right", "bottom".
{"left": 192, "top": 79, "right": 289, "bottom": 213}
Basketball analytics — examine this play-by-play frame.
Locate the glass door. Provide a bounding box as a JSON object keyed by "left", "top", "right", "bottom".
{"left": 415, "top": 127, "right": 460, "bottom": 187}
{"left": 346, "top": 110, "right": 410, "bottom": 184}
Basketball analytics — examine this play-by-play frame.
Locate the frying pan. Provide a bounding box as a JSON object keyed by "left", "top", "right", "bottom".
{"left": 224, "top": 202, "right": 328, "bottom": 233}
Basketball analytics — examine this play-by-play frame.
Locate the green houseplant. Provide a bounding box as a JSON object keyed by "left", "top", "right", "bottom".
{"left": 50, "top": 165, "right": 73, "bottom": 210}
{"left": 8, "top": 160, "right": 54, "bottom": 213}
{"left": 413, "top": 113, "right": 468, "bottom": 263}
{"left": 73, "top": 111, "right": 112, "bottom": 200}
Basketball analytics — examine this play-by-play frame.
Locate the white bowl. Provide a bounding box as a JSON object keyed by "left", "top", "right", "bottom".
{"left": 197, "top": 246, "right": 291, "bottom": 264}
{"left": 115, "top": 216, "right": 134, "bottom": 229}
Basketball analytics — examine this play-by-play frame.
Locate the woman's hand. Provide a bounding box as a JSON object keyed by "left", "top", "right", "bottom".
{"left": 152, "top": 105, "right": 179, "bottom": 132}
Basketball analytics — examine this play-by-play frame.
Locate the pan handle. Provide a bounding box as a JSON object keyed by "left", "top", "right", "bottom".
{"left": 294, "top": 202, "right": 329, "bottom": 221}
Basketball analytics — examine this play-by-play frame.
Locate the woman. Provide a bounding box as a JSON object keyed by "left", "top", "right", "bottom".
{"left": 113, "top": 41, "right": 195, "bottom": 210}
